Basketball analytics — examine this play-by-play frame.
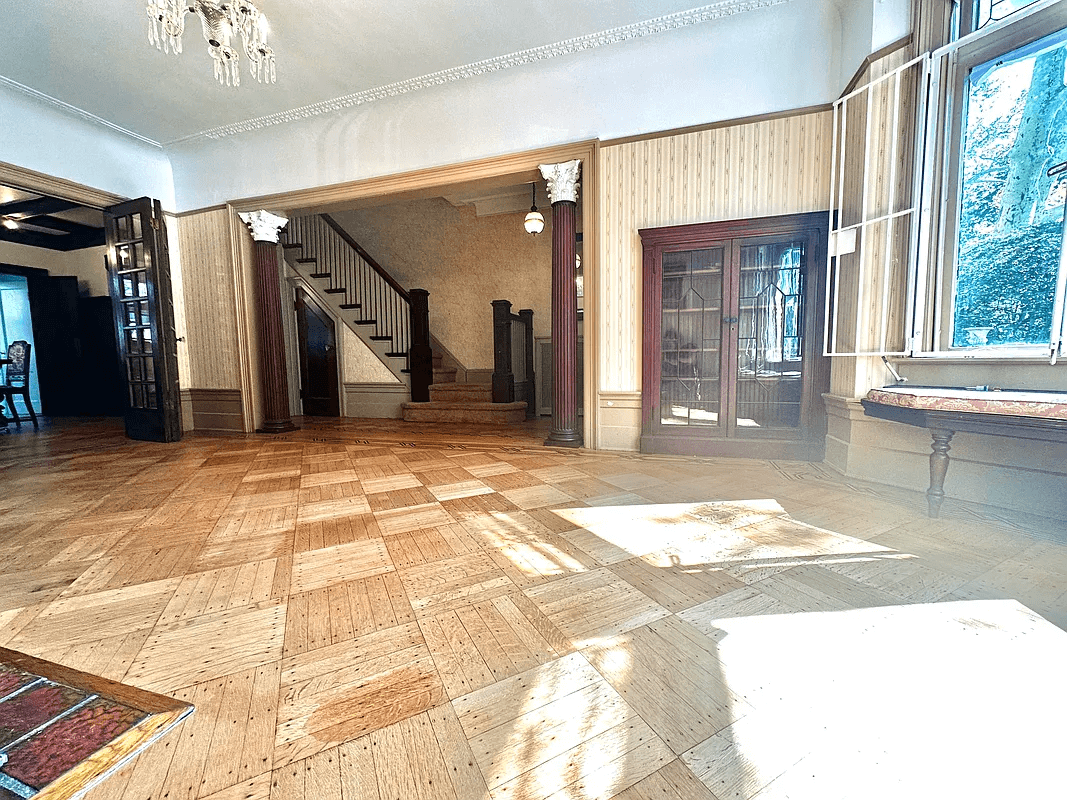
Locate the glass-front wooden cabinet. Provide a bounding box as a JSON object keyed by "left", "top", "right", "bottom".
{"left": 640, "top": 212, "right": 830, "bottom": 459}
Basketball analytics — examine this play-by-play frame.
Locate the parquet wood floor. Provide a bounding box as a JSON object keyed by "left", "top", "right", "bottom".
{"left": 2, "top": 418, "right": 1066, "bottom": 799}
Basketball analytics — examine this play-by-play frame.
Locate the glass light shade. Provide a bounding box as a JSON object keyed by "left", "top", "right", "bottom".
{"left": 524, "top": 210, "right": 545, "bottom": 235}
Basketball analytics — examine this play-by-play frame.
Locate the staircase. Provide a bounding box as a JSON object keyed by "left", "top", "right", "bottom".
{"left": 402, "top": 352, "right": 526, "bottom": 423}
{"left": 282, "top": 214, "right": 527, "bottom": 424}
{"left": 281, "top": 214, "right": 431, "bottom": 397}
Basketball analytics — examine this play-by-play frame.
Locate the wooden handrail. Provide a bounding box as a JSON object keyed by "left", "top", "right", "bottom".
{"left": 320, "top": 213, "right": 410, "bottom": 303}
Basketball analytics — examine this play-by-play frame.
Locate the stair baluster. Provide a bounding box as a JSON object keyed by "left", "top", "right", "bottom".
{"left": 280, "top": 214, "right": 423, "bottom": 389}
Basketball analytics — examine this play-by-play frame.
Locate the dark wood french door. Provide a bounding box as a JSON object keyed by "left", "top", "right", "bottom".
{"left": 641, "top": 212, "right": 830, "bottom": 460}
{"left": 295, "top": 288, "right": 340, "bottom": 417}
{"left": 104, "top": 198, "right": 182, "bottom": 442}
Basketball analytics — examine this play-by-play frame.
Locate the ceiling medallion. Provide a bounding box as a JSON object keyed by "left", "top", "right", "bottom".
{"left": 147, "top": 1, "right": 276, "bottom": 87}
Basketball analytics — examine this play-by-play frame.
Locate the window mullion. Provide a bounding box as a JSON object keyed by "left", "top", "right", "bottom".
{"left": 1049, "top": 205, "right": 1067, "bottom": 365}
{"left": 907, "top": 54, "right": 936, "bottom": 354}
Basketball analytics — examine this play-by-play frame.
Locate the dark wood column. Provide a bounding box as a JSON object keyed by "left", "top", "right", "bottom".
{"left": 540, "top": 160, "right": 583, "bottom": 448}
{"left": 240, "top": 210, "right": 297, "bottom": 433}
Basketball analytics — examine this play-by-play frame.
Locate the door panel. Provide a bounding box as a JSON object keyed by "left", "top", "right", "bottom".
{"left": 104, "top": 198, "right": 181, "bottom": 442}
{"left": 734, "top": 237, "right": 807, "bottom": 437}
{"left": 659, "top": 246, "right": 726, "bottom": 431}
{"left": 295, "top": 288, "right": 340, "bottom": 417}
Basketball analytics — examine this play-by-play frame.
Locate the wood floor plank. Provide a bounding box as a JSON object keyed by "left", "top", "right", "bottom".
{"left": 241, "top": 661, "right": 282, "bottom": 782}
{"left": 336, "top": 737, "right": 381, "bottom": 800}
{"left": 303, "top": 748, "right": 343, "bottom": 800}
{"left": 200, "top": 668, "right": 258, "bottom": 796}
{"left": 291, "top": 539, "right": 393, "bottom": 594}
{"left": 199, "top": 772, "right": 272, "bottom": 800}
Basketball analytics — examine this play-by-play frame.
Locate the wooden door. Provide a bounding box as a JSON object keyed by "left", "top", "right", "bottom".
{"left": 640, "top": 212, "right": 829, "bottom": 460}
{"left": 295, "top": 288, "right": 340, "bottom": 417}
{"left": 104, "top": 198, "right": 182, "bottom": 442}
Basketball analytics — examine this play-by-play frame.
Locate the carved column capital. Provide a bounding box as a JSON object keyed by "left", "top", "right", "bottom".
{"left": 539, "top": 160, "right": 582, "bottom": 205}
{"left": 239, "top": 210, "right": 289, "bottom": 243}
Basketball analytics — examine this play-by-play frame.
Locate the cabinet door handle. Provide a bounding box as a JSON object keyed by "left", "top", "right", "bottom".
{"left": 723, "top": 316, "right": 739, "bottom": 324}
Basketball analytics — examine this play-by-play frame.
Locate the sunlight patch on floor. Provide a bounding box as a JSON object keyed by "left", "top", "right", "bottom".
{"left": 684, "top": 599, "right": 1067, "bottom": 799}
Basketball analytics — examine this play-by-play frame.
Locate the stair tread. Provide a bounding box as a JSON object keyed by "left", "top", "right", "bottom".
{"left": 369, "top": 335, "right": 392, "bottom": 341}
{"left": 324, "top": 288, "right": 346, "bottom": 294}
{"left": 339, "top": 303, "right": 362, "bottom": 309}
{"left": 309, "top": 272, "right": 331, "bottom": 278}
{"left": 296, "top": 258, "right": 317, "bottom": 263}
{"left": 354, "top": 320, "right": 377, "bottom": 325}
{"left": 282, "top": 243, "right": 302, "bottom": 249}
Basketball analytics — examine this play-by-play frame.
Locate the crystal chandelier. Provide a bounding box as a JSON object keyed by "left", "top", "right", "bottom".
{"left": 147, "top": 1, "right": 276, "bottom": 87}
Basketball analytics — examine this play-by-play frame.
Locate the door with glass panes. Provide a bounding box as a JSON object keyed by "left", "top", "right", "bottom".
{"left": 640, "top": 212, "right": 829, "bottom": 460}
{"left": 104, "top": 198, "right": 182, "bottom": 442}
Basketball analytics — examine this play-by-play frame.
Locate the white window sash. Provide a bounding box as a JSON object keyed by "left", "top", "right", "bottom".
{"left": 824, "top": 53, "right": 928, "bottom": 357}
{"left": 918, "top": 1, "right": 1067, "bottom": 360}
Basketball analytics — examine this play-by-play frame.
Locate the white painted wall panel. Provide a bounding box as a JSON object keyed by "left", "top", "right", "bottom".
{"left": 0, "top": 82, "right": 175, "bottom": 209}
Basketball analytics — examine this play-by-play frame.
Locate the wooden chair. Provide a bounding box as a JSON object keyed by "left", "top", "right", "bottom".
{"left": 0, "top": 340, "right": 39, "bottom": 429}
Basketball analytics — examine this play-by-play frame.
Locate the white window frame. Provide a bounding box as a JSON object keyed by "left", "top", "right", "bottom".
{"left": 825, "top": 54, "right": 929, "bottom": 357}
{"left": 913, "top": 0, "right": 1067, "bottom": 361}
{"left": 824, "top": 0, "right": 1067, "bottom": 362}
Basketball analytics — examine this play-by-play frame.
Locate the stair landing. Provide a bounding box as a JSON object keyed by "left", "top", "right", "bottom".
{"left": 402, "top": 399, "right": 527, "bottom": 424}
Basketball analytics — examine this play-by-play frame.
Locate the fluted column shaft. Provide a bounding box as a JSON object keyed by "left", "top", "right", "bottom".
{"left": 540, "top": 160, "right": 583, "bottom": 448}
{"left": 240, "top": 210, "right": 296, "bottom": 433}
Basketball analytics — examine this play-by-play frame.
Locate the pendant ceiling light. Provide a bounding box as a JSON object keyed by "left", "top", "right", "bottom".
{"left": 524, "top": 183, "right": 545, "bottom": 235}
{"left": 147, "top": 0, "right": 276, "bottom": 87}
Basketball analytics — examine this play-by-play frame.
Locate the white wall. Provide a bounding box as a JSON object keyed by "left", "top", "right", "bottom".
{"left": 835, "top": 0, "right": 913, "bottom": 92}
{"left": 0, "top": 81, "right": 176, "bottom": 209}
{"left": 168, "top": 0, "right": 848, "bottom": 211}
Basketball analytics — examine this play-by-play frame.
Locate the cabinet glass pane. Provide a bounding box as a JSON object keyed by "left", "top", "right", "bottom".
{"left": 660, "top": 247, "right": 724, "bottom": 427}
{"left": 736, "top": 240, "right": 806, "bottom": 430}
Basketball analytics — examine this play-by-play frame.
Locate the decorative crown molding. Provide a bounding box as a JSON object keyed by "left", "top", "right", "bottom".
{"left": 0, "top": 75, "right": 163, "bottom": 149}
{"left": 540, "top": 160, "right": 582, "bottom": 205}
{"left": 172, "top": 0, "right": 791, "bottom": 144}
{"left": 239, "top": 209, "right": 289, "bottom": 243}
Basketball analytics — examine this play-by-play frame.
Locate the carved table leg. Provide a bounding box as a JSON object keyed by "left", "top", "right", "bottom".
{"left": 927, "top": 429, "right": 955, "bottom": 518}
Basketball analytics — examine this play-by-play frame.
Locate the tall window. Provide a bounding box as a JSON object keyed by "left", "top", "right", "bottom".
{"left": 910, "top": 0, "right": 1067, "bottom": 358}
{"left": 951, "top": 26, "right": 1067, "bottom": 349}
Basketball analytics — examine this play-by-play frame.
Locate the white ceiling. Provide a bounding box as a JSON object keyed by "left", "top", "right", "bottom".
{"left": 0, "top": 0, "right": 734, "bottom": 145}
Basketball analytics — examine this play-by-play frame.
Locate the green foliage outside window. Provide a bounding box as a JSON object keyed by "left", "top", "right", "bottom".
{"left": 953, "top": 29, "right": 1067, "bottom": 347}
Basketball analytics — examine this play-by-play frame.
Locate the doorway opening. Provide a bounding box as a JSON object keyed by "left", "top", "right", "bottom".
{"left": 0, "top": 273, "right": 41, "bottom": 412}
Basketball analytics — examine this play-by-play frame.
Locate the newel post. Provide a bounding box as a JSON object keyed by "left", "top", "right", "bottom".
{"left": 540, "top": 159, "right": 582, "bottom": 447}
{"left": 519, "top": 308, "right": 535, "bottom": 419}
{"left": 239, "top": 209, "right": 296, "bottom": 433}
{"left": 409, "top": 289, "right": 432, "bottom": 403}
{"left": 492, "top": 299, "right": 514, "bottom": 403}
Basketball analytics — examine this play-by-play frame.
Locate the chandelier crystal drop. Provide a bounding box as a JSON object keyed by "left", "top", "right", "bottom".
{"left": 147, "top": 0, "right": 276, "bottom": 87}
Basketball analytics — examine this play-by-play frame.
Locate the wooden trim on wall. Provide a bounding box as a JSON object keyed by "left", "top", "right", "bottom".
{"left": 182, "top": 388, "right": 244, "bottom": 432}
{"left": 227, "top": 204, "right": 259, "bottom": 433}
{"left": 601, "top": 105, "right": 832, "bottom": 148}
{"left": 0, "top": 160, "right": 125, "bottom": 208}
{"left": 582, "top": 140, "right": 600, "bottom": 448}
{"left": 228, "top": 141, "right": 599, "bottom": 215}
{"left": 840, "top": 34, "right": 915, "bottom": 97}
{"left": 175, "top": 203, "right": 229, "bottom": 218}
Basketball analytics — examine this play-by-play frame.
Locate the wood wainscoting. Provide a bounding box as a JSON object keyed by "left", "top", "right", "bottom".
{"left": 180, "top": 388, "right": 244, "bottom": 433}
